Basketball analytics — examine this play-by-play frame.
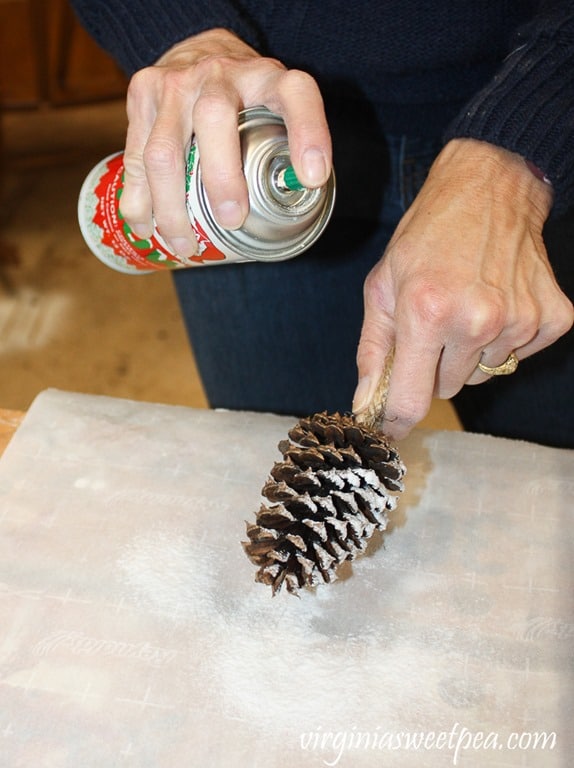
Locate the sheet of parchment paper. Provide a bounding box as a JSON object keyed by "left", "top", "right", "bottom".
{"left": 0, "top": 389, "right": 572, "bottom": 768}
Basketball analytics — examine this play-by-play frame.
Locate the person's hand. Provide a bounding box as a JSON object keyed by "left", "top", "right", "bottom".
{"left": 353, "top": 138, "right": 574, "bottom": 440}
{"left": 119, "top": 27, "right": 332, "bottom": 259}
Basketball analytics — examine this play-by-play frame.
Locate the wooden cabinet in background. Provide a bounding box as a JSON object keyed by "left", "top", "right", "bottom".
{"left": 0, "top": 0, "right": 128, "bottom": 109}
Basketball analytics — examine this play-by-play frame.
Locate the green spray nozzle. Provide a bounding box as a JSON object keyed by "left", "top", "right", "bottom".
{"left": 280, "top": 165, "right": 305, "bottom": 192}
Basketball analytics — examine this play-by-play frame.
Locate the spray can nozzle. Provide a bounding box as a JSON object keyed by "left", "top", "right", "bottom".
{"left": 275, "top": 164, "right": 305, "bottom": 192}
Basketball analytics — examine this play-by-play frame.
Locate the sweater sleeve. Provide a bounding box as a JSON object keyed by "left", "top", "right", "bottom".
{"left": 444, "top": 1, "right": 574, "bottom": 214}
{"left": 69, "top": 0, "right": 265, "bottom": 77}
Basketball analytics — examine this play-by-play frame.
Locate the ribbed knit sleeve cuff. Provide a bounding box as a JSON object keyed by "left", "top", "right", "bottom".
{"left": 70, "top": 0, "right": 264, "bottom": 77}
{"left": 444, "top": 9, "right": 574, "bottom": 214}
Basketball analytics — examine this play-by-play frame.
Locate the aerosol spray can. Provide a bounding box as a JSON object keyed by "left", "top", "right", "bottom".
{"left": 78, "top": 106, "right": 335, "bottom": 273}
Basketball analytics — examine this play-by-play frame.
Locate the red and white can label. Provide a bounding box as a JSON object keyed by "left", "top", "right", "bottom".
{"left": 78, "top": 151, "right": 228, "bottom": 273}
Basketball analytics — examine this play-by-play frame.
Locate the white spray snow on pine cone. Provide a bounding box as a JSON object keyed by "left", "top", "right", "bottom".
{"left": 243, "top": 412, "right": 406, "bottom": 595}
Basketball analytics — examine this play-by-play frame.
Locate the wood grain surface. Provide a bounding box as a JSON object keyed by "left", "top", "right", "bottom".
{"left": 0, "top": 409, "right": 24, "bottom": 457}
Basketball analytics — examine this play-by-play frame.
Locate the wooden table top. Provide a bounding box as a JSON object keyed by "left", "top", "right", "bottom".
{"left": 0, "top": 409, "right": 25, "bottom": 457}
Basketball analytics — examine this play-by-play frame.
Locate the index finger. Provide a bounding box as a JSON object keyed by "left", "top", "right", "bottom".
{"left": 119, "top": 74, "right": 160, "bottom": 239}
{"left": 264, "top": 69, "right": 332, "bottom": 188}
{"left": 142, "top": 94, "right": 198, "bottom": 258}
{"left": 383, "top": 331, "right": 443, "bottom": 439}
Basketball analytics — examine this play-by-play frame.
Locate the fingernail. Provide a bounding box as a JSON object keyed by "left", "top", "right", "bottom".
{"left": 213, "top": 200, "right": 244, "bottom": 230}
{"left": 302, "top": 148, "right": 328, "bottom": 186}
{"left": 170, "top": 237, "right": 197, "bottom": 258}
{"left": 352, "top": 376, "right": 373, "bottom": 414}
{"left": 129, "top": 224, "right": 154, "bottom": 240}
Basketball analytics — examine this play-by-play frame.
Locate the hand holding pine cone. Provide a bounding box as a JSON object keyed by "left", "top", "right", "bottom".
{"left": 242, "top": 412, "right": 405, "bottom": 595}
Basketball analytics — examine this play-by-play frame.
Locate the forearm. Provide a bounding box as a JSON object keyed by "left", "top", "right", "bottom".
{"left": 444, "top": 0, "right": 574, "bottom": 213}
{"left": 69, "top": 0, "right": 264, "bottom": 76}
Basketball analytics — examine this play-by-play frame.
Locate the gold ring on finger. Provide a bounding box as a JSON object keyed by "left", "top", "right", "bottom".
{"left": 477, "top": 351, "right": 519, "bottom": 376}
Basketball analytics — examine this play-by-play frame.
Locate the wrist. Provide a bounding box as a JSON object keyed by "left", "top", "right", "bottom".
{"left": 436, "top": 139, "right": 554, "bottom": 222}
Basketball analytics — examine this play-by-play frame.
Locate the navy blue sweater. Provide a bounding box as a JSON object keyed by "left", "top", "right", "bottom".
{"left": 71, "top": 0, "right": 574, "bottom": 212}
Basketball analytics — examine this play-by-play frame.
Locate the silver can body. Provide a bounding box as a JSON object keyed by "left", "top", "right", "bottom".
{"left": 78, "top": 107, "right": 335, "bottom": 274}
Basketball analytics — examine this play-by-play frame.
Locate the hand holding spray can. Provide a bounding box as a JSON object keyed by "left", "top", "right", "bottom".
{"left": 78, "top": 107, "right": 335, "bottom": 273}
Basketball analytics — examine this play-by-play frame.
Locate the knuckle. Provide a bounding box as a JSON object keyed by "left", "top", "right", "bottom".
{"left": 117, "top": 194, "right": 137, "bottom": 222}
{"left": 127, "top": 66, "right": 155, "bottom": 99}
{"left": 276, "top": 68, "right": 320, "bottom": 99}
{"left": 129, "top": 67, "right": 194, "bottom": 121}
{"left": 362, "top": 263, "right": 387, "bottom": 306}
{"left": 195, "top": 52, "right": 251, "bottom": 73}
{"left": 209, "top": 165, "right": 245, "bottom": 188}
{"left": 152, "top": 212, "right": 187, "bottom": 240}
{"left": 122, "top": 152, "right": 147, "bottom": 184}
{"left": 547, "top": 297, "right": 574, "bottom": 339}
{"left": 128, "top": 65, "right": 190, "bottom": 108}
{"left": 406, "top": 277, "right": 518, "bottom": 345}
{"left": 158, "top": 66, "right": 193, "bottom": 96}
{"left": 194, "top": 89, "right": 230, "bottom": 119}
{"left": 143, "top": 137, "right": 180, "bottom": 174}
{"left": 464, "top": 294, "right": 507, "bottom": 344}
{"left": 356, "top": 336, "right": 380, "bottom": 372}
{"left": 192, "top": 55, "right": 222, "bottom": 80}
{"left": 126, "top": 68, "right": 156, "bottom": 120}
{"left": 362, "top": 280, "right": 379, "bottom": 311}
{"left": 406, "top": 278, "right": 455, "bottom": 328}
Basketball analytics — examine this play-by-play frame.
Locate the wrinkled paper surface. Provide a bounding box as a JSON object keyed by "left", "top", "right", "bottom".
{"left": 0, "top": 389, "right": 572, "bottom": 767}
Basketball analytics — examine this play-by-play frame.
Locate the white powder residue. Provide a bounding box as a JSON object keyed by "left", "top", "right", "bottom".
{"left": 117, "top": 527, "right": 218, "bottom": 625}
{"left": 115, "top": 527, "right": 444, "bottom": 740}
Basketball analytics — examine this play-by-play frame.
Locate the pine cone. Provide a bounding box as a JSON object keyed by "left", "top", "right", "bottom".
{"left": 243, "top": 412, "right": 405, "bottom": 595}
